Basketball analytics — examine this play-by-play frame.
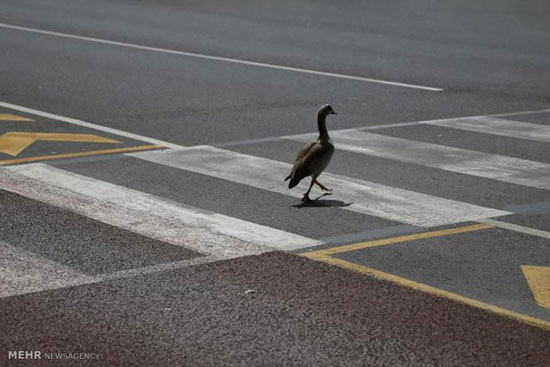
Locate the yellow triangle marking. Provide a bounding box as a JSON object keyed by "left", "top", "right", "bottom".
{"left": 0, "top": 132, "right": 120, "bottom": 156}
{"left": 521, "top": 265, "right": 550, "bottom": 308}
{"left": 0, "top": 113, "right": 34, "bottom": 122}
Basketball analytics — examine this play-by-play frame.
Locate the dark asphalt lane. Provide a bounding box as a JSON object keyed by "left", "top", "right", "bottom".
{"left": 513, "top": 112, "right": 550, "bottom": 124}
{"left": 500, "top": 213, "right": 550, "bottom": 232}
{"left": 1, "top": 0, "right": 550, "bottom": 365}
{"left": 335, "top": 226, "right": 550, "bottom": 321}
{"left": 0, "top": 0, "right": 549, "bottom": 146}
{"left": 1, "top": 0, "right": 548, "bottom": 92}
{"left": 1, "top": 252, "right": 549, "bottom": 367}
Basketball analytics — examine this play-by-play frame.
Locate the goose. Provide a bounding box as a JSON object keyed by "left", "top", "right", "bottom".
{"left": 284, "top": 104, "right": 337, "bottom": 202}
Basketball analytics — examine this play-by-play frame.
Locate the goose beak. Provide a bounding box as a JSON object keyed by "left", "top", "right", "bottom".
{"left": 331, "top": 111, "right": 337, "bottom": 115}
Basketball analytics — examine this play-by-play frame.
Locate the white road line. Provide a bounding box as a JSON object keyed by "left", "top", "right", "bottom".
{"left": 0, "top": 164, "right": 320, "bottom": 256}
{"left": 428, "top": 117, "right": 550, "bottom": 143}
{"left": 2, "top": 100, "right": 548, "bottom": 150}
{"left": 213, "top": 108, "right": 550, "bottom": 148}
{"left": 504, "top": 201, "right": 550, "bottom": 215}
{"left": 0, "top": 241, "right": 221, "bottom": 298}
{"left": 480, "top": 219, "right": 550, "bottom": 240}
{"left": 291, "top": 130, "right": 550, "bottom": 190}
{"left": 494, "top": 109, "right": 550, "bottom": 118}
{"left": 129, "top": 146, "right": 509, "bottom": 227}
{"left": 94, "top": 256, "right": 219, "bottom": 282}
{"left": 0, "top": 240, "right": 93, "bottom": 298}
{"left": 343, "top": 109, "right": 550, "bottom": 132}
{"left": 0, "top": 22, "right": 442, "bottom": 92}
{"left": 0, "top": 100, "right": 181, "bottom": 149}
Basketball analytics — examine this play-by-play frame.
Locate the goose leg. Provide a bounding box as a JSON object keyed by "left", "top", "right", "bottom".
{"left": 302, "top": 178, "right": 315, "bottom": 202}
{"left": 314, "top": 178, "right": 333, "bottom": 192}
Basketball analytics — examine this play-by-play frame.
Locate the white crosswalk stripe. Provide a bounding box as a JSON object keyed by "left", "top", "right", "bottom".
{"left": 129, "top": 146, "right": 509, "bottom": 227}
{"left": 427, "top": 116, "right": 550, "bottom": 143}
{"left": 0, "top": 164, "right": 321, "bottom": 257}
{"left": 290, "top": 129, "right": 550, "bottom": 190}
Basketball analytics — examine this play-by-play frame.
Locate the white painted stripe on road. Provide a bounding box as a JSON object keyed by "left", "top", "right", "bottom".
{"left": 0, "top": 240, "right": 220, "bottom": 298}
{"left": 129, "top": 146, "right": 509, "bottom": 227}
{"left": 480, "top": 219, "right": 550, "bottom": 240}
{"left": 213, "top": 109, "right": 550, "bottom": 148}
{"left": 2, "top": 101, "right": 548, "bottom": 151}
{"left": 494, "top": 109, "right": 550, "bottom": 118}
{"left": 349, "top": 109, "right": 550, "bottom": 132}
{"left": 94, "top": 256, "right": 220, "bottom": 282}
{"left": 291, "top": 130, "right": 550, "bottom": 190}
{"left": 428, "top": 117, "right": 550, "bottom": 143}
{"left": 0, "top": 240, "right": 92, "bottom": 298}
{"left": 0, "top": 22, "right": 442, "bottom": 91}
{"left": 0, "top": 164, "right": 320, "bottom": 256}
{"left": 0, "top": 100, "right": 181, "bottom": 149}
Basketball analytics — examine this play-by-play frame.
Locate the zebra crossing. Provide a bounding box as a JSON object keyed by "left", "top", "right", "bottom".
{"left": 426, "top": 116, "right": 550, "bottom": 143}
{"left": 291, "top": 129, "right": 550, "bottom": 190}
{"left": 130, "top": 146, "right": 508, "bottom": 226}
{"left": 2, "top": 164, "right": 317, "bottom": 254}
{"left": 1, "top": 108, "right": 550, "bottom": 299}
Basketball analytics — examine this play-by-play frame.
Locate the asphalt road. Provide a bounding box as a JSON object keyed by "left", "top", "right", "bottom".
{"left": 0, "top": 0, "right": 549, "bottom": 365}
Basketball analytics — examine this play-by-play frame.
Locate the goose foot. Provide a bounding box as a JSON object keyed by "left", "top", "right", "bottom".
{"left": 314, "top": 179, "right": 333, "bottom": 192}
{"left": 301, "top": 194, "right": 312, "bottom": 202}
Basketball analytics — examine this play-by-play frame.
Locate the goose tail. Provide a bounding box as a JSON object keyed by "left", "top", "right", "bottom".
{"left": 288, "top": 177, "right": 300, "bottom": 189}
{"left": 285, "top": 173, "right": 300, "bottom": 189}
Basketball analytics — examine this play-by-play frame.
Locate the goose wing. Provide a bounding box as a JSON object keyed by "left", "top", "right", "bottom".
{"left": 294, "top": 141, "right": 316, "bottom": 164}
{"left": 285, "top": 141, "right": 315, "bottom": 181}
{"left": 288, "top": 141, "right": 328, "bottom": 182}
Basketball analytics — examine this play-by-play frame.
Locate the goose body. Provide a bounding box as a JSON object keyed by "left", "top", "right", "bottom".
{"left": 287, "top": 139, "right": 334, "bottom": 189}
{"left": 285, "top": 104, "right": 337, "bottom": 202}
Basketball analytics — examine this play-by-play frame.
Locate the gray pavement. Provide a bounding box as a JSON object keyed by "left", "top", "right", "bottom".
{"left": 1, "top": 0, "right": 550, "bottom": 365}
{"left": 2, "top": 252, "right": 550, "bottom": 367}
{"left": 1, "top": 0, "right": 549, "bottom": 145}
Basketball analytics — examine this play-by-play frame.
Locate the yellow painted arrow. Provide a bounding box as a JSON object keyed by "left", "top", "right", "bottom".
{"left": 0, "top": 113, "right": 33, "bottom": 122}
{"left": 522, "top": 265, "right": 550, "bottom": 308}
{"left": 0, "top": 132, "right": 120, "bottom": 156}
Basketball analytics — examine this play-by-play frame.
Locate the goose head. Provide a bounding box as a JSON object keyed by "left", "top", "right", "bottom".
{"left": 318, "top": 104, "right": 337, "bottom": 118}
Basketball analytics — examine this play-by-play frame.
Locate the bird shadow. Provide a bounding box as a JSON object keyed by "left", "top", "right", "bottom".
{"left": 293, "top": 193, "right": 353, "bottom": 209}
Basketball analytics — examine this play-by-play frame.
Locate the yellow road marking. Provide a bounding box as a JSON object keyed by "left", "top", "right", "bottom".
{"left": 0, "top": 145, "right": 163, "bottom": 166}
{"left": 0, "top": 113, "right": 33, "bottom": 121}
{"left": 521, "top": 266, "right": 550, "bottom": 308}
{"left": 301, "top": 223, "right": 550, "bottom": 331}
{"left": 308, "top": 223, "right": 493, "bottom": 257}
{"left": 0, "top": 132, "right": 121, "bottom": 156}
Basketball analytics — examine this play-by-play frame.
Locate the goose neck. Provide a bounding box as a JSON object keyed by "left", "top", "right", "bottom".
{"left": 317, "top": 113, "right": 329, "bottom": 141}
